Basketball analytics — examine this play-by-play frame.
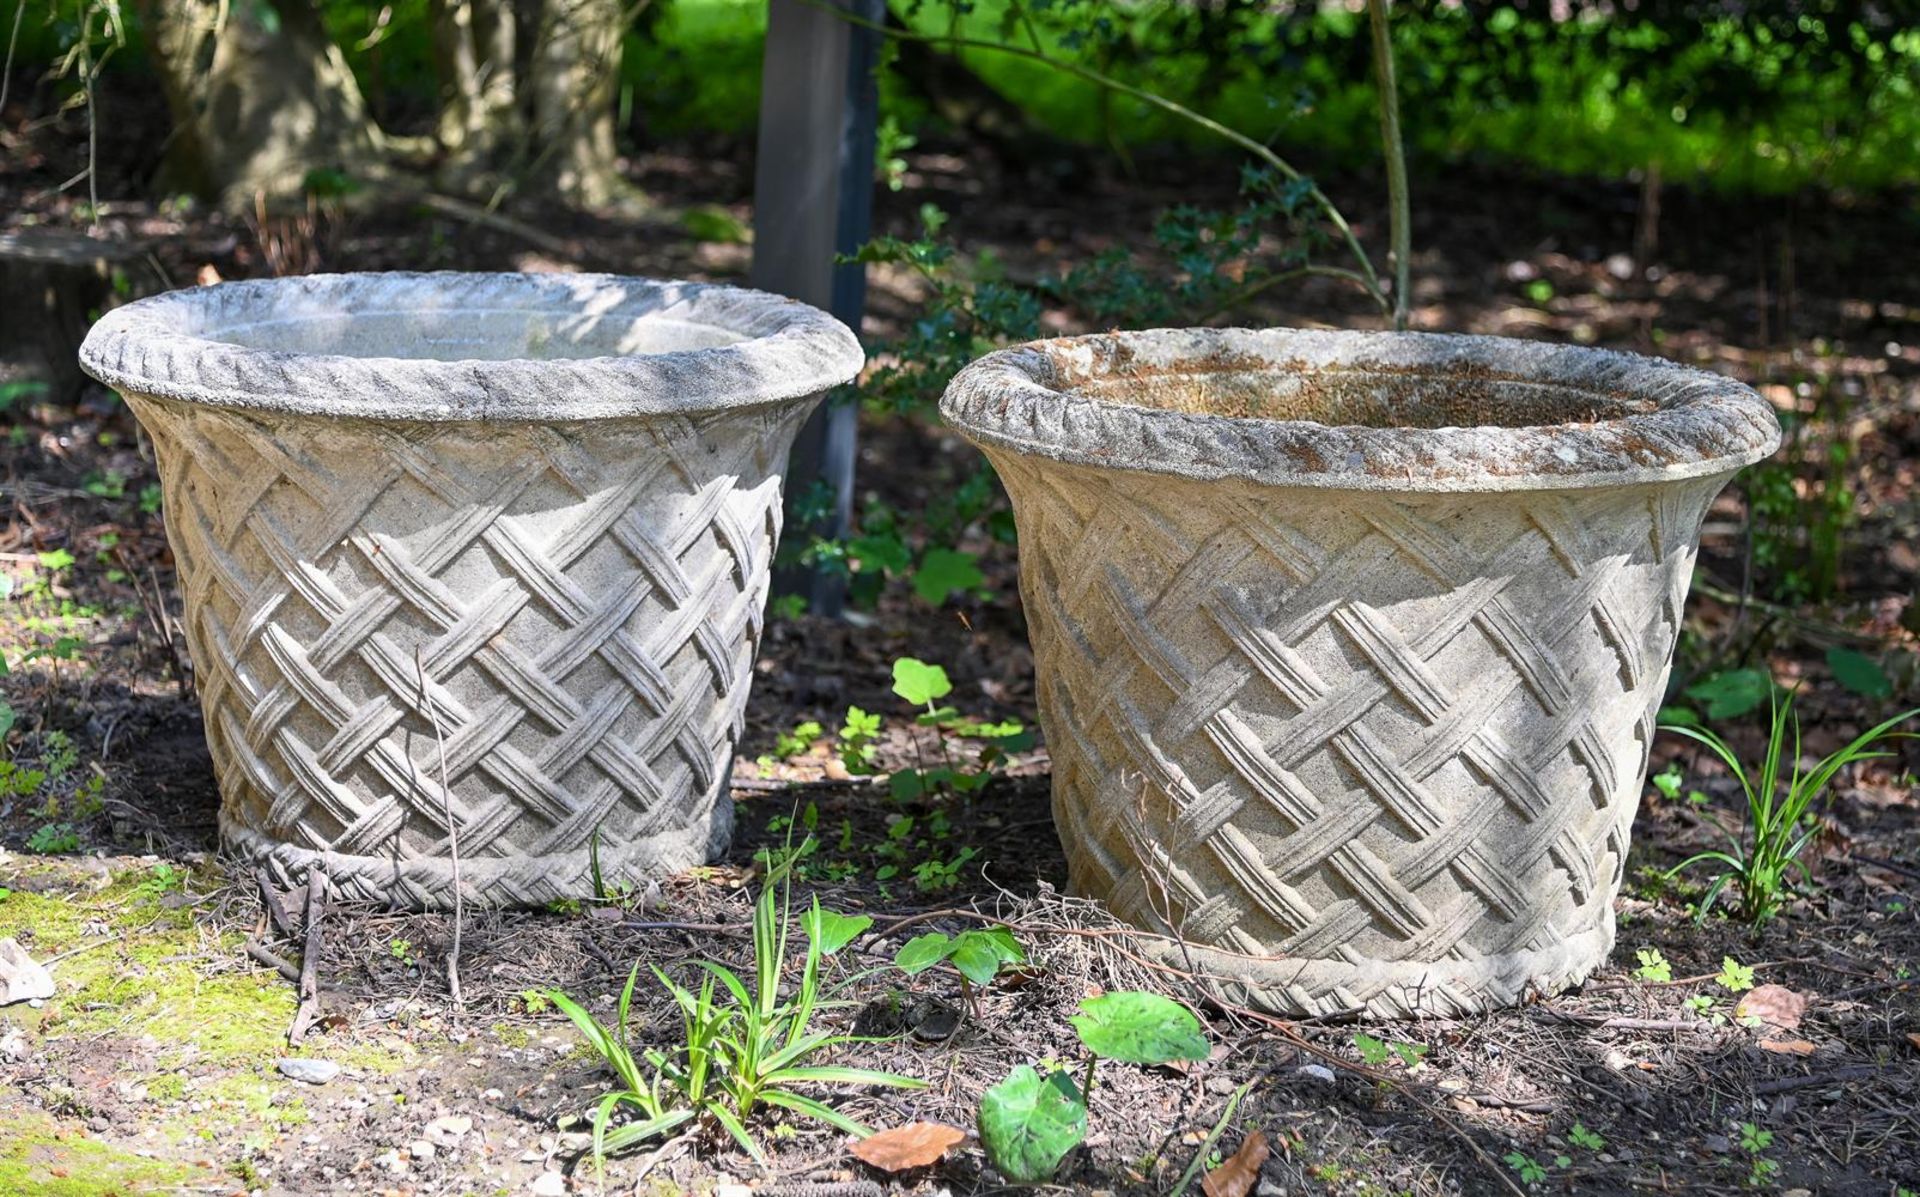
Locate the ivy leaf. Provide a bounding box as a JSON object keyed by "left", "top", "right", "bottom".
{"left": 891, "top": 658, "right": 953, "bottom": 707}
{"left": 912, "top": 548, "right": 985, "bottom": 605}
{"left": 895, "top": 932, "right": 954, "bottom": 975}
{"left": 1070, "top": 991, "right": 1208, "bottom": 1066}
{"left": 801, "top": 900, "right": 871, "bottom": 956}
{"left": 977, "top": 1065, "right": 1086, "bottom": 1183}
{"left": 1826, "top": 647, "right": 1891, "bottom": 699}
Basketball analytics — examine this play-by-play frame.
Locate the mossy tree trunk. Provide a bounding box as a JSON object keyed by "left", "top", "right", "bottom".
{"left": 523, "top": 0, "right": 640, "bottom": 210}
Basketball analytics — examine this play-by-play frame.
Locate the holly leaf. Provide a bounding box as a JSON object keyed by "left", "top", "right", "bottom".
{"left": 1826, "top": 647, "right": 1891, "bottom": 699}
{"left": 912, "top": 548, "right": 985, "bottom": 605}
{"left": 891, "top": 658, "right": 953, "bottom": 707}
{"left": 977, "top": 1065, "right": 1086, "bottom": 1183}
{"left": 851, "top": 1121, "right": 967, "bottom": 1172}
{"left": 801, "top": 900, "right": 871, "bottom": 956}
{"left": 895, "top": 932, "right": 954, "bottom": 975}
{"left": 1070, "top": 991, "right": 1209, "bottom": 1066}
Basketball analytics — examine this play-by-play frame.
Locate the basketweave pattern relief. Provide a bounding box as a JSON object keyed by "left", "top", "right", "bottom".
{"left": 136, "top": 398, "right": 804, "bottom": 908}
{"left": 993, "top": 454, "right": 1723, "bottom": 1018}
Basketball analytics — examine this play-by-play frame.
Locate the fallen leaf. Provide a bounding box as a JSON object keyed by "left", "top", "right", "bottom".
{"left": 1735, "top": 984, "right": 1808, "bottom": 1030}
{"left": 1906, "top": 1032, "right": 1920, "bottom": 1052}
{"left": 852, "top": 1121, "right": 967, "bottom": 1172}
{"left": 1758, "top": 1038, "right": 1817, "bottom": 1056}
{"left": 195, "top": 263, "right": 222, "bottom": 286}
{"left": 1203, "top": 1130, "right": 1270, "bottom": 1197}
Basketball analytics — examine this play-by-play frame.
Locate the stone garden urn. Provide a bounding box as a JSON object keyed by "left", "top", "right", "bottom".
{"left": 942, "top": 329, "right": 1779, "bottom": 1018}
{"left": 80, "top": 273, "right": 862, "bottom": 908}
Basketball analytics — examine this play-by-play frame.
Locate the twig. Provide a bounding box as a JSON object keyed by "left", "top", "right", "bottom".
{"left": 41, "top": 933, "right": 124, "bottom": 967}
{"left": 0, "top": 0, "right": 25, "bottom": 118}
{"left": 1366, "top": 0, "right": 1412, "bottom": 329}
{"left": 416, "top": 649, "right": 462, "bottom": 1011}
{"left": 245, "top": 938, "right": 301, "bottom": 985}
{"left": 1531, "top": 1009, "right": 1721, "bottom": 1033}
{"left": 255, "top": 868, "right": 297, "bottom": 937}
{"left": 1751, "top": 1066, "right": 1881, "bottom": 1095}
{"left": 288, "top": 866, "right": 328, "bottom": 1045}
{"left": 1169, "top": 1081, "right": 1250, "bottom": 1197}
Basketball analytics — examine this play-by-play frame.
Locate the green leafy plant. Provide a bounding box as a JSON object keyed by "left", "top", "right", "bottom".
{"left": 1569, "top": 1122, "right": 1606, "bottom": 1151}
{"left": 1504, "top": 1151, "right": 1547, "bottom": 1185}
{"left": 1634, "top": 948, "right": 1673, "bottom": 983}
{"left": 1353, "top": 1032, "right": 1427, "bottom": 1072}
{"left": 1664, "top": 691, "right": 1919, "bottom": 923}
{"left": 26, "top": 822, "right": 80, "bottom": 854}
{"left": 1739, "top": 1122, "right": 1779, "bottom": 1187}
{"left": 1716, "top": 957, "right": 1755, "bottom": 993}
{"left": 550, "top": 870, "right": 923, "bottom": 1162}
{"left": 977, "top": 989, "right": 1208, "bottom": 1183}
{"left": 883, "top": 657, "right": 1032, "bottom": 803}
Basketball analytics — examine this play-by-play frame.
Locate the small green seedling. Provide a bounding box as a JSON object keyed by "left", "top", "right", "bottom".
{"left": 1634, "top": 948, "right": 1673, "bottom": 983}
{"left": 1716, "top": 957, "right": 1755, "bottom": 993}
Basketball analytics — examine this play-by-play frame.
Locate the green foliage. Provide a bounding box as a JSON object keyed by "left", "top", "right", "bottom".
{"left": 1634, "top": 948, "right": 1673, "bottom": 983}
{"left": 1651, "top": 763, "right": 1684, "bottom": 800}
{"left": 550, "top": 875, "right": 922, "bottom": 1162}
{"left": 978, "top": 1065, "right": 1087, "bottom": 1183}
{"left": 1680, "top": 669, "right": 1776, "bottom": 722}
{"left": 680, "top": 204, "right": 751, "bottom": 244}
{"left": 1716, "top": 956, "right": 1755, "bottom": 993}
{"left": 975, "top": 988, "right": 1209, "bottom": 1182}
{"left": 1664, "top": 692, "right": 1919, "bottom": 924}
{"left": 1504, "top": 1151, "right": 1547, "bottom": 1185}
{"left": 893, "top": 927, "right": 1025, "bottom": 985}
{"left": 1569, "top": 1122, "right": 1606, "bottom": 1151}
{"left": 891, "top": 658, "right": 952, "bottom": 708}
{"left": 1827, "top": 647, "right": 1891, "bottom": 699}
{"left": 1070, "top": 992, "right": 1208, "bottom": 1068}
{"left": 26, "top": 822, "right": 80, "bottom": 853}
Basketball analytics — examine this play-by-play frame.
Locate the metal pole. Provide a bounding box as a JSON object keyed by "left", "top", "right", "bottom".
{"left": 750, "top": 0, "right": 884, "bottom": 618}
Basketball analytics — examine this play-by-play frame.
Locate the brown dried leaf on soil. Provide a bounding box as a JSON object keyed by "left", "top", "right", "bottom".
{"left": 1758, "top": 1038, "right": 1818, "bottom": 1056}
{"left": 1735, "top": 984, "right": 1808, "bottom": 1030}
{"left": 851, "top": 1121, "right": 968, "bottom": 1172}
{"left": 1203, "top": 1129, "right": 1270, "bottom": 1197}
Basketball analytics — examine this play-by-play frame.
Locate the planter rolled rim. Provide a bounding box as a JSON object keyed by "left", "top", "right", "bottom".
{"left": 942, "top": 327, "right": 1781, "bottom": 493}
{"left": 78, "top": 271, "right": 865, "bottom": 423}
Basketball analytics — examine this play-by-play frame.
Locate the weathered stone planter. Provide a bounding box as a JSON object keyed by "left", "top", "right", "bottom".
{"left": 80, "top": 273, "right": 862, "bottom": 908}
{"left": 943, "top": 329, "right": 1779, "bottom": 1018}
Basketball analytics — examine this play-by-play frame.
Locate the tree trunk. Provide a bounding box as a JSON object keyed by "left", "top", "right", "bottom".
{"left": 135, "top": 0, "right": 385, "bottom": 209}
{"left": 429, "top": 0, "right": 521, "bottom": 191}
{"left": 525, "top": 0, "right": 637, "bottom": 210}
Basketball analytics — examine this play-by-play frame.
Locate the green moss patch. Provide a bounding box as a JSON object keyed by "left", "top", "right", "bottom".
{"left": 0, "top": 1102, "right": 215, "bottom": 1196}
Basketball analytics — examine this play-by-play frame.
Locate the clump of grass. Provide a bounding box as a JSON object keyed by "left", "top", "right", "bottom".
{"left": 549, "top": 860, "right": 923, "bottom": 1162}
{"left": 1664, "top": 691, "right": 1917, "bottom": 924}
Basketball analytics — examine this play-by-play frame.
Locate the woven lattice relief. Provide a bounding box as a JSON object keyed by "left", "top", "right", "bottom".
{"left": 134, "top": 398, "right": 808, "bottom": 908}
{"left": 993, "top": 454, "right": 1725, "bottom": 1018}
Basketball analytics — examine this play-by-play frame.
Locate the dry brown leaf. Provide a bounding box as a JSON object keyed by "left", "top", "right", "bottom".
{"left": 1203, "top": 1130, "right": 1270, "bottom": 1197}
{"left": 1906, "top": 1032, "right": 1920, "bottom": 1053}
{"left": 1735, "top": 984, "right": 1808, "bottom": 1030}
{"left": 1758, "top": 1038, "right": 1817, "bottom": 1056}
{"left": 851, "top": 1122, "right": 967, "bottom": 1172}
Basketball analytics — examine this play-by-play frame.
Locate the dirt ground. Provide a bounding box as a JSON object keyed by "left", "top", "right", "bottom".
{"left": 3, "top": 73, "right": 1919, "bottom": 1197}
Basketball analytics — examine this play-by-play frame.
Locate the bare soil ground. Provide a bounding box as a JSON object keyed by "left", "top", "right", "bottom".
{"left": 2, "top": 77, "right": 1918, "bottom": 1197}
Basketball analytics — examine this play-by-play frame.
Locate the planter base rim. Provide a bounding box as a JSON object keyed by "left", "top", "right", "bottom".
{"left": 221, "top": 803, "right": 733, "bottom": 911}
{"left": 1132, "top": 919, "right": 1613, "bottom": 1020}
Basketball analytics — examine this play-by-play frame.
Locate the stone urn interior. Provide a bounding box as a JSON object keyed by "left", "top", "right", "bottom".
{"left": 942, "top": 328, "right": 1781, "bottom": 1018}
{"left": 79, "top": 272, "right": 863, "bottom": 909}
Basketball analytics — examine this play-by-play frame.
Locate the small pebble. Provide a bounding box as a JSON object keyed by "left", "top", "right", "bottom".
{"left": 1294, "top": 1064, "right": 1337, "bottom": 1083}
{"left": 528, "top": 1171, "right": 566, "bottom": 1196}
{"left": 277, "top": 1058, "right": 342, "bottom": 1086}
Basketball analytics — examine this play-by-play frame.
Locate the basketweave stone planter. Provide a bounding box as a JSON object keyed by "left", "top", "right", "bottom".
{"left": 79, "top": 272, "right": 862, "bottom": 909}
{"left": 942, "top": 329, "right": 1780, "bottom": 1019}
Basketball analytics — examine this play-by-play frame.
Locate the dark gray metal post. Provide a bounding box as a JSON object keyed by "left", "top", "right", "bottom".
{"left": 751, "top": 0, "right": 884, "bottom": 618}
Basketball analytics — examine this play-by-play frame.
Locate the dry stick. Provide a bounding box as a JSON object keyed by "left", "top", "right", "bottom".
{"left": 288, "top": 866, "right": 328, "bottom": 1045}
{"left": 416, "top": 649, "right": 463, "bottom": 1011}
{"left": 255, "top": 867, "right": 297, "bottom": 937}
{"left": 1751, "top": 1066, "right": 1882, "bottom": 1096}
{"left": 0, "top": 0, "right": 25, "bottom": 118}
{"left": 1366, "top": 0, "right": 1412, "bottom": 330}
{"left": 245, "top": 939, "right": 302, "bottom": 985}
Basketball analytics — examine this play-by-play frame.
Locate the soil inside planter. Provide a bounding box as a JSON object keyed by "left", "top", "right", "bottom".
{"left": 1060, "top": 351, "right": 1660, "bottom": 428}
